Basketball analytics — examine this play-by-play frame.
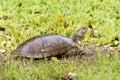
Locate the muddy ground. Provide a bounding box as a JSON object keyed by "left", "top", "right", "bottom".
{"left": 80, "top": 44, "right": 120, "bottom": 59}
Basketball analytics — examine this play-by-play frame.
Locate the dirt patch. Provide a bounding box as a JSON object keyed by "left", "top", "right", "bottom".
{"left": 80, "top": 44, "right": 119, "bottom": 59}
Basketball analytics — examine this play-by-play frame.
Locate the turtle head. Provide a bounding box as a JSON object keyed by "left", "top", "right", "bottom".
{"left": 72, "top": 27, "right": 87, "bottom": 43}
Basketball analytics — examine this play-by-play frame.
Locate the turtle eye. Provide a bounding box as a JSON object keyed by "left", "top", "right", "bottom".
{"left": 83, "top": 27, "right": 87, "bottom": 30}
{"left": 83, "top": 27, "right": 86, "bottom": 29}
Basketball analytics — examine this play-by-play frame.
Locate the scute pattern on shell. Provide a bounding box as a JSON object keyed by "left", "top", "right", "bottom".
{"left": 15, "top": 35, "right": 76, "bottom": 58}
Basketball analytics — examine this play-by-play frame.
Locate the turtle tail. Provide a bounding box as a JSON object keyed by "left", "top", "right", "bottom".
{"left": 72, "top": 27, "right": 87, "bottom": 43}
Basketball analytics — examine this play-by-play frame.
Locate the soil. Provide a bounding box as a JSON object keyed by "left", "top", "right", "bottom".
{"left": 80, "top": 44, "right": 120, "bottom": 59}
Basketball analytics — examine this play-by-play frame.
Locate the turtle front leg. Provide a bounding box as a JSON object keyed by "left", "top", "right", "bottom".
{"left": 76, "top": 45, "right": 84, "bottom": 56}
{"left": 64, "top": 45, "right": 84, "bottom": 57}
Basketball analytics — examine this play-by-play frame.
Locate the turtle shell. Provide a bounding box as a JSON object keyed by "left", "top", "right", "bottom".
{"left": 14, "top": 35, "right": 77, "bottom": 58}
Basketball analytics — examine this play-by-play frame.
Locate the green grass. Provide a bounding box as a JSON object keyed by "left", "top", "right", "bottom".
{"left": 0, "top": 55, "right": 120, "bottom": 80}
{"left": 0, "top": 0, "right": 120, "bottom": 80}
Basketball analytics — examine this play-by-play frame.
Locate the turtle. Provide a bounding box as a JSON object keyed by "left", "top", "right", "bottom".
{"left": 13, "top": 27, "right": 87, "bottom": 58}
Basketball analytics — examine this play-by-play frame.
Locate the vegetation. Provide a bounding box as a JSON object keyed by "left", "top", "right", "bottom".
{"left": 0, "top": 0, "right": 120, "bottom": 80}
